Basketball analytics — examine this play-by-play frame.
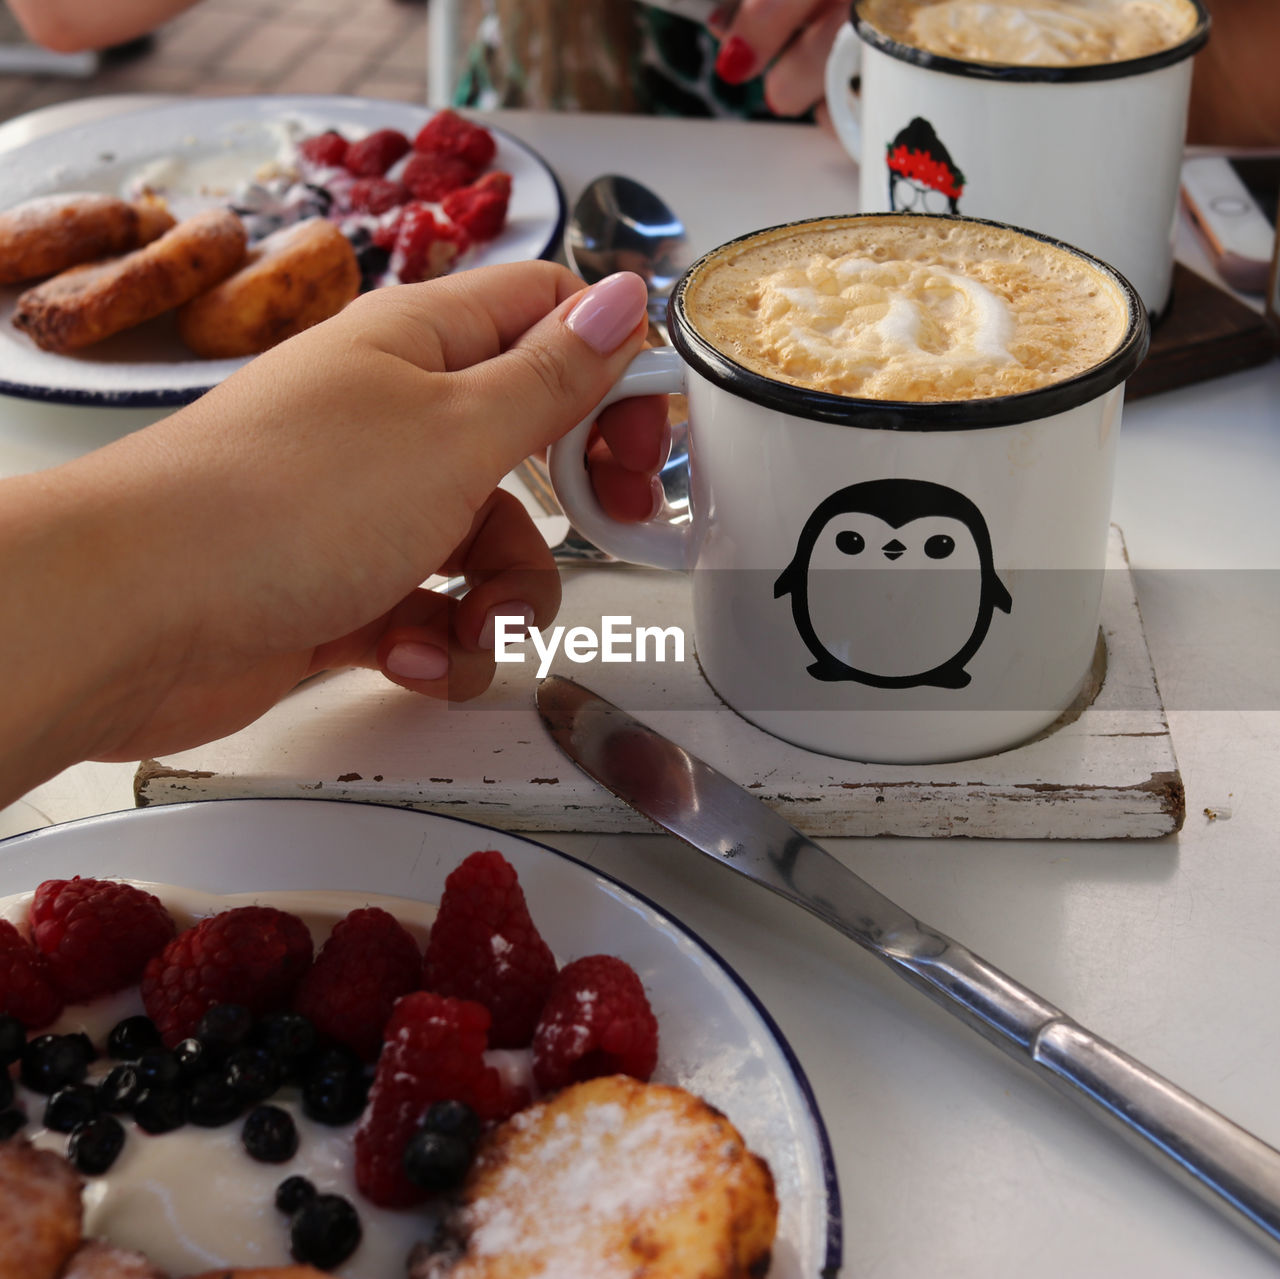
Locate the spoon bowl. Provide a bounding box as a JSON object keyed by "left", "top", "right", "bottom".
{"left": 565, "top": 174, "right": 689, "bottom": 315}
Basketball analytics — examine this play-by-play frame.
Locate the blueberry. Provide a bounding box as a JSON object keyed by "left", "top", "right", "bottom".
{"left": 68, "top": 1115, "right": 125, "bottom": 1175}
{"left": 253, "top": 1012, "right": 317, "bottom": 1075}
{"left": 21, "top": 1034, "right": 91, "bottom": 1094}
{"left": 0, "top": 1109, "right": 25, "bottom": 1139}
{"left": 107, "top": 1015, "right": 163, "bottom": 1060}
{"left": 275, "top": 1174, "right": 317, "bottom": 1216}
{"left": 135, "top": 1050, "right": 181, "bottom": 1090}
{"left": 346, "top": 226, "right": 373, "bottom": 251}
{"left": 422, "top": 1099, "right": 482, "bottom": 1147}
{"left": 66, "top": 1031, "right": 96, "bottom": 1063}
{"left": 290, "top": 1193, "right": 362, "bottom": 1269}
{"left": 187, "top": 1074, "right": 243, "bottom": 1128}
{"left": 98, "top": 1065, "right": 143, "bottom": 1114}
{"left": 173, "top": 1037, "right": 207, "bottom": 1080}
{"left": 403, "top": 1129, "right": 473, "bottom": 1192}
{"left": 133, "top": 1087, "right": 187, "bottom": 1134}
{"left": 0, "top": 1013, "right": 25, "bottom": 1066}
{"left": 356, "top": 244, "right": 391, "bottom": 292}
{"left": 196, "top": 1004, "right": 253, "bottom": 1059}
{"left": 0, "top": 1067, "right": 12, "bottom": 1111}
{"left": 225, "top": 1047, "right": 281, "bottom": 1103}
{"left": 44, "top": 1084, "right": 99, "bottom": 1133}
{"left": 303, "top": 182, "right": 334, "bottom": 212}
{"left": 241, "top": 1104, "right": 299, "bottom": 1163}
{"left": 301, "top": 1047, "right": 366, "bottom": 1126}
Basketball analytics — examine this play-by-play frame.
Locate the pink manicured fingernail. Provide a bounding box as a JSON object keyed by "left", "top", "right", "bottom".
{"left": 715, "top": 35, "right": 756, "bottom": 84}
{"left": 386, "top": 642, "right": 449, "bottom": 681}
{"left": 566, "top": 272, "right": 649, "bottom": 354}
{"left": 480, "top": 601, "right": 535, "bottom": 650}
{"left": 648, "top": 478, "right": 666, "bottom": 520}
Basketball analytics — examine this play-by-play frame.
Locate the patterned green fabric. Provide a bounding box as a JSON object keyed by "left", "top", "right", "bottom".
{"left": 633, "top": 7, "right": 771, "bottom": 119}
{"left": 452, "top": 3, "right": 772, "bottom": 118}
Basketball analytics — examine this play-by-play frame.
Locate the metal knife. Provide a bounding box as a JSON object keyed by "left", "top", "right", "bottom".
{"left": 535, "top": 673, "right": 1280, "bottom": 1261}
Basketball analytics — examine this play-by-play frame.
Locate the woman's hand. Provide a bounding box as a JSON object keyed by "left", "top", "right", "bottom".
{"left": 0, "top": 261, "right": 651, "bottom": 804}
{"left": 712, "top": 0, "right": 849, "bottom": 122}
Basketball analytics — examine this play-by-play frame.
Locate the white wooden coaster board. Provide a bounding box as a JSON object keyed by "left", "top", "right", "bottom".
{"left": 136, "top": 527, "right": 1182, "bottom": 839}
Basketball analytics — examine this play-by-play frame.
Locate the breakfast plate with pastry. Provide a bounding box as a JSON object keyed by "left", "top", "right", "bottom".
{"left": 0, "top": 95, "right": 565, "bottom": 408}
{"left": 0, "top": 797, "right": 841, "bottom": 1277}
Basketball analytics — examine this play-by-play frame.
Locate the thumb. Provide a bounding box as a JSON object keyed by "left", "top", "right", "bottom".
{"left": 459, "top": 271, "right": 651, "bottom": 470}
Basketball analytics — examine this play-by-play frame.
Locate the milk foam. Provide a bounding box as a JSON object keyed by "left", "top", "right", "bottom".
{"left": 860, "top": 0, "right": 1198, "bottom": 66}
{"left": 683, "top": 216, "right": 1128, "bottom": 402}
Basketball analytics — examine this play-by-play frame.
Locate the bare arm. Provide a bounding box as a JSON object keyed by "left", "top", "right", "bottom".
{"left": 0, "top": 263, "right": 654, "bottom": 809}
{"left": 5, "top": 0, "right": 203, "bottom": 52}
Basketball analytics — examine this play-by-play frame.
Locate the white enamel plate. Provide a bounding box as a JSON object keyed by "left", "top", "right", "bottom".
{"left": 0, "top": 798, "right": 841, "bottom": 1276}
{"left": 0, "top": 95, "right": 565, "bottom": 407}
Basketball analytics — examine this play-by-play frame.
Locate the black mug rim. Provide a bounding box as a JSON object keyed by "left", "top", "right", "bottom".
{"left": 666, "top": 212, "right": 1150, "bottom": 432}
{"left": 846, "top": 0, "right": 1210, "bottom": 84}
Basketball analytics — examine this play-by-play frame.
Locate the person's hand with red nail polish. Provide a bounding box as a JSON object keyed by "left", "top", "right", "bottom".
{"left": 712, "top": 0, "right": 849, "bottom": 122}
{"left": 0, "top": 261, "right": 652, "bottom": 808}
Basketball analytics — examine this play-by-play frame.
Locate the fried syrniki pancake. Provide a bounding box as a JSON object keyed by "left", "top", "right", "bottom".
{"left": 0, "top": 1137, "right": 83, "bottom": 1279}
{"left": 13, "top": 207, "right": 247, "bottom": 354}
{"left": 416, "top": 1075, "right": 778, "bottom": 1279}
{"left": 0, "top": 193, "right": 174, "bottom": 286}
{"left": 61, "top": 1239, "right": 168, "bottom": 1279}
{"left": 177, "top": 217, "right": 359, "bottom": 358}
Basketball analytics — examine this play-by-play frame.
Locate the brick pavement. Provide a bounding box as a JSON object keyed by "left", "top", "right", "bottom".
{"left": 0, "top": 0, "right": 432, "bottom": 126}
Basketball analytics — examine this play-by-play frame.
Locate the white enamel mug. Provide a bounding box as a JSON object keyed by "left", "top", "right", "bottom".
{"left": 823, "top": 1, "right": 1209, "bottom": 316}
{"left": 549, "top": 214, "right": 1150, "bottom": 765}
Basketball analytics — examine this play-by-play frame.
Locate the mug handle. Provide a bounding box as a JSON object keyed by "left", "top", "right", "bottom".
{"left": 824, "top": 21, "right": 864, "bottom": 161}
{"left": 548, "top": 347, "right": 694, "bottom": 570}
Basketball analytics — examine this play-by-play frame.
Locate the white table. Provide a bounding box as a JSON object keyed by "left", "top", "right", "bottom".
{"left": 2, "top": 99, "right": 1280, "bottom": 1278}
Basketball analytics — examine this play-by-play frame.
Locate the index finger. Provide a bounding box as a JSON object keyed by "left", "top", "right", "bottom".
{"left": 718, "top": 0, "right": 832, "bottom": 76}
{"left": 339, "top": 259, "right": 590, "bottom": 373}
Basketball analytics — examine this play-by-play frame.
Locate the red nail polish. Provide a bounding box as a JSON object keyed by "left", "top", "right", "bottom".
{"left": 715, "top": 35, "right": 756, "bottom": 85}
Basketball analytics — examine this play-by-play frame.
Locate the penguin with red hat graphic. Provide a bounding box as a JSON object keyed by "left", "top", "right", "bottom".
{"left": 887, "top": 117, "right": 966, "bottom": 215}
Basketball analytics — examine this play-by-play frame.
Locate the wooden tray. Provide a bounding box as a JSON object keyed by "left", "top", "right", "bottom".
{"left": 136, "top": 527, "right": 1182, "bottom": 840}
{"left": 1127, "top": 262, "right": 1276, "bottom": 400}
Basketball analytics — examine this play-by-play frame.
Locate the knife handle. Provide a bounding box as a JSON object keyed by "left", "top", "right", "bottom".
{"left": 1035, "top": 1020, "right": 1280, "bottom": 1255}
{"left": 891, "top": 937, "right": 1280, "bottom": 1258}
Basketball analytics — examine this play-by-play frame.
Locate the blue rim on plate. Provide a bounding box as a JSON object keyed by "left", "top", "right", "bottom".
{"left": 0, "top": 796, "right": 842, "bottom": 1277}
{"left": 0, "top": 94, "right": 568, "bottom": 409}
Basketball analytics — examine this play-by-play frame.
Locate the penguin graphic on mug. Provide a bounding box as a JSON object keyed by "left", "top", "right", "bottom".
{"left": 774, "top": 478, "right": 1012, "bottom": 689}
{"left": 886, "top": 117, "right": 966, "bottom": 214}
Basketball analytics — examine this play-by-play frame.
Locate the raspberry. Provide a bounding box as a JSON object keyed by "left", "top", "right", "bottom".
{"left": 346, "top": 176, "right": 407, "bottom": 216}
{"left": 353, "top": 992, "right": 514, "bottom": 1207}
{"left": 393, "top": 203, "right": 461, "bottom": 283}
{"left": 400, "top": 151, "right": 479, "bottom": 202}
{"left": 345, "top": 128, "right": 411, "bottom": 177}
{"left": 298, "top": 130, "right": 349, "bottom": 168}
{"left": 531, "top": 954, "right": 658, "bottom": 1094}
{"left": 292, "top": 907, "right": 421, "bottom": 1061}
{"left": 422, "top": 850, "right": 556, "bottom": 1048}
{"left": 140, "top": 907, "right": 314, "bottom": 1047}
{"left": 0, "top": 919, "right": 63, "bottom": 1029}
{"left": 412, "top": 110, "right": 497, "bottom": 171}
{"left": 30, "top": 877, "right": 176, "bottom": 1003}
{"left": 441, "top": 172, "right": 512, "bottom": 243}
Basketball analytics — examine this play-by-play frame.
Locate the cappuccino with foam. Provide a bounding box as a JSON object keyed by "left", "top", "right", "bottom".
{"left": 856, "top": 0, "right": 1198, "bottom": 66}
{"left": 681, "top": 215, "right": 1129, "bottom": 403}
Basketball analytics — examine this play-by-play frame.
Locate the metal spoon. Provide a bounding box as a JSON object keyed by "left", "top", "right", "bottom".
{"left": 564, "top": 173, "right": 690, "bottom": 332}
{"left": 564, "top": 174, "right": 691, "bottom": 515}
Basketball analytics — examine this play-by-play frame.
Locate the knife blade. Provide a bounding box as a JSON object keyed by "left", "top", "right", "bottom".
{"left": 535, "top": 673, "right": 1280, "bottom": 1260}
